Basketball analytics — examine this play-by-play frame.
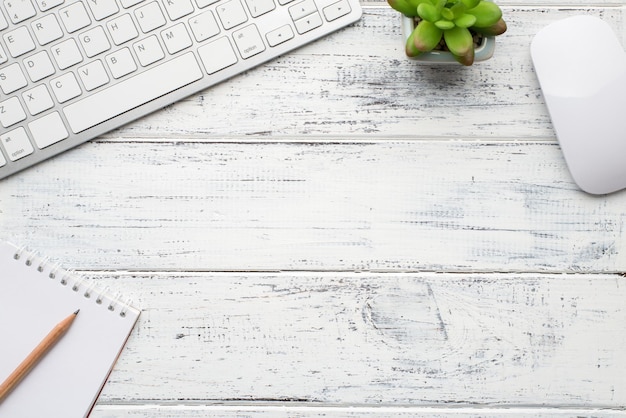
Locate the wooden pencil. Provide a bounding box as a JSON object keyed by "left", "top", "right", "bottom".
{"left": 0, "top": 310, "right": 79, "bottom": 402}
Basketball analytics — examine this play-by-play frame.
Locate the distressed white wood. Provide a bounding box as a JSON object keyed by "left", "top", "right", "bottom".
{"left": 2, "top": 141, "right": 625, "bottom": 272}
{"left": 91, "top": 405, "right": 626, "bottom": 417}
{"left": 98, "top": 7, "right": 625, "bottom": 140}
{"left": 1, "top": 1, "right": 626, "bottom": 416}
{"left": 87, "top": 272, "right": 626, "bottom": 406}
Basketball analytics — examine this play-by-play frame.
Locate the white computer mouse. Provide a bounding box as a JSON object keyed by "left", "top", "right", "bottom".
{"left": 530, "top": 15, "right": 626, "bottom": 195}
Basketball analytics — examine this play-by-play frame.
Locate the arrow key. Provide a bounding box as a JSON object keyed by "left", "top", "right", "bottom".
{"left": 266, "top": 24, "right": 294, "bottom": 47}
{"left": 323, "top": 0, "right": 350, "bottom": 21}
{"left": 294, "top": 11, "right": 321, "bottom": 34}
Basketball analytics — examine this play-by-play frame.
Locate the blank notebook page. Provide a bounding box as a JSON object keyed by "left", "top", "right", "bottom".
{"left": 0, "top": 241, "right": 140, "bottom": 418}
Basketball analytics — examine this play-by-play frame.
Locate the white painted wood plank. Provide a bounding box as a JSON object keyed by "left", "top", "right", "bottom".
{"left": 87, "top": 272, "right": 626, "bottom": 406}
{"left": 91, "top": 405, "right": 626, "bottom": 417}
{"left": 2, "top": 141, "right": 625, "bottom": 272}
{"left": 98, "top": 7, "right": 624, "bottom": 140}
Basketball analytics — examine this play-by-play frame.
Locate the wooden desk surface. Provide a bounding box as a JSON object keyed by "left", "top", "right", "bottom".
{"left": 2, "top": 1, "right": 626, "bottom": 416}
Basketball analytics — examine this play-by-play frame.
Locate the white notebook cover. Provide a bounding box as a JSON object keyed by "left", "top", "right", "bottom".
{"left": 0, "top": 241, "right": 140, "bottom": 418}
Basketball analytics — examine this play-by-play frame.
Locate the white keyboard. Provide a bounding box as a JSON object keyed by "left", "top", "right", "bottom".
{"left": 0, "top": 0, "right": 361, "bottom": 179}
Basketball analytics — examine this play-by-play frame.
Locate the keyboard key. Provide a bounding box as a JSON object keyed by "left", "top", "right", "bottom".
{"left": 133, "top": 35, "right": 165, "bottom": 66}
{"left": 233, "top": 24, "right": 265, "bottom": 59}
{"left": 0, "top": 44, "right": 8, "bottom": 64}
{"left": 78, "top": 59, "right": 110, "bottom": 90}
{"left": 51, "top": 38, "right": 83, "bottom": 69}
{"left": 161, "top": 0, "right": 194, "bottom": 20}
{"left": 0, "top": 63, "right": 28, "bottom": 94}
{"left": 107, "top": 13, "right": 139, "bottom": 45}
{"left": 120, "top": 0, "right": 144, "bottom": 8}
{"left": 293, "top": 11, "right": 321, "bottom": 34}
{"left": 266, "top": 24, "right": 293, "bottom": 47}
{"left": 79, "top": 26, "right": 111, "bottom": 57}
{"left": 0, "top": 97, "right": 26, "bottom": 127}
{"left": 0, "top": 9, "right": 7, "bottom": 29}
{"left": 188, "top": 10, "right": 220, "bottom": 42}
{"left": 29, "top": 111, "right": 69, "bottom": 148}
{"left": 88, "top": 0, "right": 119, "bottom": 20}
{"left": 1, "top": 127, "right": 33, "bottom": 161}
{"left": 105, "top": 47, "right": 137, "bottom": 78}
{"left": 50, "top": 72, "right": 81, "bottom": 102}
{"left": 288, "top": 0, "right": 316, "bottom": 21}
{"left": 216, "top": 0, "right": 247, "bottom": 30}
{"left": 59, "top": 2, "right": 91, "bottom": 32}
{"left": 24, "top": 50, "right": 55, "bottom": 81}
{"left": 3, "top": 26, "right": 36, "bottom": 57}
{"left": 63, "top": 52, "right": 203, "bottom": 133}
{"left": 161, "top": 22, "right": 192, "bottom": 54}
{"left": 245, "top": 0, "right": 274, "bottom": 18}
{"left": 135, "top": 2, "right": 166, "bottom": 33}
{"left": 322, "top": 0, "right": 349, "bottom": 21}
{"left": 31, "top": 14, "right": 64, "bottom": 45}
{"left": 22, "top": 84, "right": 54, "bottom": 115}
{"left": 33, "top": 0, "right": 63, "bottom": 12}
{"left": 4, "top": 0, "right": 36, "bottom": 24}
{"left": 194, "top": 0, "right": 218, "bottom": 8}
{"left": 0, "top": 150, "right": 6, "bottom": 167}
{"left": 197, "top": 36, "right": 237, "bottom": 74}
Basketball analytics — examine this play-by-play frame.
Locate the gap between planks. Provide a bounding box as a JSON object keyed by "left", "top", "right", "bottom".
{"left": 91, "top": 404, "right": 626, "bottom": 416}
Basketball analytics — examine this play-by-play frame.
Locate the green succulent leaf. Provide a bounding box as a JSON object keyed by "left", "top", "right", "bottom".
{"left": 387, "top": 0, "right": 419, "bottom": 16}
{"left": 434, "top": 20, "right": 455, "bottom": 30}
{"left": 440, "top": 7, "right": 453, "bottom": 20}
{"left": 417, "top": 3, "right": 440, "bottom": 22}
{"left": 453, "top": 47, "right": 474, "bottom": 66}
{"left": 454, "top": 13, "right": 476, "bottom": 28}
{"left": 406, "top": 0, "right": 431, "bottom": 10}
{"left": 466, "top": 1, "right": 502, "bottom": 27}
{"left": 460, "top": 0, "right": 479, "bottom": 8}
{"left": 405, "top": 26, "right": 423, "bottom": 57}
{"left": 413, "top": 20, "right": 443, "bottom": 52}
{"left": 471, "top": 17, "right": 507, "bottom": 35}
{"left": 450, "top": 2, "right": 466, "bottom": 17}
{"left": 443, "top": 25, "right": 472, "bottom": 56}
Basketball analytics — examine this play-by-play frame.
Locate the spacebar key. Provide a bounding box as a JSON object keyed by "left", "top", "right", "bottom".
{"left": 64, "top": 53, "right": 203, "bottom": 134}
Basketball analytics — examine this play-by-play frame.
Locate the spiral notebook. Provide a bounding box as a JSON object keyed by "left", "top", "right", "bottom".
{"left": 0, "top": 241, "right": 140, "bottom": 418}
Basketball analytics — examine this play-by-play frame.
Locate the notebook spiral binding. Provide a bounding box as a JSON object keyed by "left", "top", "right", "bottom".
{"left": 12, "top": 245, "right": 133, "bottom": 318}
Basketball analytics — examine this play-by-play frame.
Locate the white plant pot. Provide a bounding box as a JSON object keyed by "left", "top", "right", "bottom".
{"left": 401, "top": 15, "right": 496, "bottom": 63}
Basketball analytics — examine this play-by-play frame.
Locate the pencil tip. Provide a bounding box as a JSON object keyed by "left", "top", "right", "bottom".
{"left": 74, "top": 309, "right": 80, "bottom": 315}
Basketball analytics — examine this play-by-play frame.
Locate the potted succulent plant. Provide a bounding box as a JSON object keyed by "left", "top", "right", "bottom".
{"left": 388, "top": 0, "right": 507, "bottom": 65}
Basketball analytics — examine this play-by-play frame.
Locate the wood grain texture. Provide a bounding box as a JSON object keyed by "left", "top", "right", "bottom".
{"left": 2, "top": 141, "right": 625, "bottom": 272}
{"left": 91, "top": 405, "right": 626, "bottom": 417}
{"left": 90, "top": 7, "right": 625, "bottom": 140}
{"left": 2, "top": 1, "right": 626, "bottom": 416}
{"left": 87, "top": 272, "right": 626, "bottom": 406}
